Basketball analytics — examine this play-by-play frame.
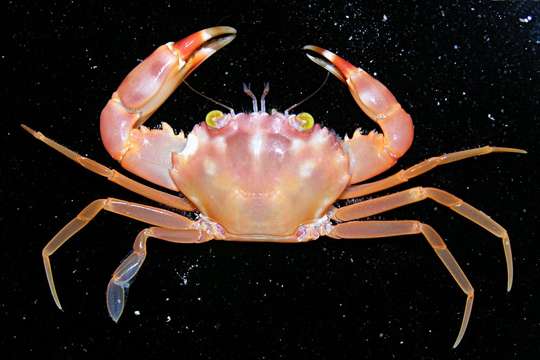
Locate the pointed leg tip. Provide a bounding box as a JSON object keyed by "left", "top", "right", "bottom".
{"left": 502, "top": 238, "right": 513, "bottom": 293}
{"left": 452, "top": 295, "right": 473, "bottom": 350}
{"left": 495, "top": 147, "right": 527, "bottom": 154}
{"left": 51, "top": 292, "right": 63, "bottom": 311}
{"left": 20, "top": 123, "right": 35, "bottom": 135}
{"left": 509, "top": 148, "right": 527, "bottom": 154}
{"left": 506, "top": 269, "right": 513, "bottom": 293}
{"left": 506, "top": 270, "right": 513, "bottom": 292}
{"left": 507, "top": 147, "right": 527, "bottom": 154}
{"left": 452, "top": 321, "right": 469, "bottom": 349}
{"left": 21, "top": 123, "right": 45, "bottom": 140}
{"left": 506, "top": 266, "right": 513, "bottom": 291}
{"left": 452, "top": 330, "right": 465, "bottom": 349}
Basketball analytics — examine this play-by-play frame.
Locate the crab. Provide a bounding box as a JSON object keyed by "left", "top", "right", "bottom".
{"left": 22, "top": 26, "right": 525, "bottom": 347}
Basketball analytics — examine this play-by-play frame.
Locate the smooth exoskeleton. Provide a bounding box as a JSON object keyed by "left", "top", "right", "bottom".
{"left": 22, "top": 26, "right": 526, "bottom": 348}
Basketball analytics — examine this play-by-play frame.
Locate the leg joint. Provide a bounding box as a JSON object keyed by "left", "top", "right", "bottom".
{"left": 77, "top": 199, "right": 107, "bottom": 220}
{"left": 423, "top": 187, "right": 464, "bottom": 207}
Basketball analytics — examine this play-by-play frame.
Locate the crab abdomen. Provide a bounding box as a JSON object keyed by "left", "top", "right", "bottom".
{"left": 170, "top": 113, "right": 350, "bottom": 237}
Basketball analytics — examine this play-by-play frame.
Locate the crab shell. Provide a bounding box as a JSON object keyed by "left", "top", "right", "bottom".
{"left": 170, "top": 112, "right": 350, "bottom": 237}
{"left": 98, "top": 26, "right": 414, "bottom": 239}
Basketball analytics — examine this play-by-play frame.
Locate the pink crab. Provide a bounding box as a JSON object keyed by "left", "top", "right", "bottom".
{"left": 22, "top": 26, "right": 525, "bottom": 347}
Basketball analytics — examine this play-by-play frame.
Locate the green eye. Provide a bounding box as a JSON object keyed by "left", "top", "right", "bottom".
{"left": 294, "top": 112, "right": 314, "bottom": 131}
{"left": 205, "top": 110, "right": 224, "bottom": 128}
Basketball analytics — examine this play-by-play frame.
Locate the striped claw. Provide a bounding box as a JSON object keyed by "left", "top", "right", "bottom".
{"left": 303, "top": 46, "right": 414, "bottom": 183}
{"left": 100, "top": 27, "right": 237, "bottom": 190}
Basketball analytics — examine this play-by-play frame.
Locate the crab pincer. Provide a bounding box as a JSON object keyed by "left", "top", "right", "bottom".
{"left": 303, "top": 46, "right": 414, "bottom": 183}
{"left": 100, "top": 26, "right": 237, "bottom": 190}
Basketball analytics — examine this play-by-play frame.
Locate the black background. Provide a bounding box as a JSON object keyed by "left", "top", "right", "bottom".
{"left": 4, "top": 0, "right": 539, "bottom": 359}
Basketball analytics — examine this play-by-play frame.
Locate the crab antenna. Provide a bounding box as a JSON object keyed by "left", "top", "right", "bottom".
{"left": 184, "top": 81, "right": 235, "bottom": 114}
{"left": 284, "top": 72, "right": 329, "bottom": 115}
{"left": 260, "top": 82, "right": 270, "bottom": 113}
{"left": 243, "top": 83, "right": 258, "bottom": 112}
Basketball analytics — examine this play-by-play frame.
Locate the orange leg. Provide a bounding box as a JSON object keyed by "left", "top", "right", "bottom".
{"left": 21, "top": 124, "right": 194, "bottom": 211}
{"left": 329, "top": 220, "right": 473, "bottom": 348}
{"left": 334, "top": 186, "right": 513, "bottom": 291}
{"left": 341, "top": 146, "right": 526, "bottom": 199}
{"left": 42, "top": 197, "right": 202, "bottom": 311}
{"left": 107, "top": 226, "right": 211, "bottom": 322}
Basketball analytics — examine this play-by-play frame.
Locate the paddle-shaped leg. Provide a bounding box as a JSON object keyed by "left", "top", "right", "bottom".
{"left": 107, "top": 227, "right": 210, "bottom": 322}
{"left": 42, "top": 198, "right": 196, "bottom": 310}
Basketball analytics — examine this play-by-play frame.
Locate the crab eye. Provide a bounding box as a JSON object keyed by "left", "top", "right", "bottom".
{"left": 293, "top": 112, "right": 314, "bottom": 131}
{"left": 205, "top": 110, "right": 224, "bottom": 128}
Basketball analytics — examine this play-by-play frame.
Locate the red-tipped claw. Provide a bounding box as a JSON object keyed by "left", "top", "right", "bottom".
{"left": 100, "top": 26, "right": 236, "bottom": 190}
{"left": 303, "top": 46, "right": 414, "bottom": 183}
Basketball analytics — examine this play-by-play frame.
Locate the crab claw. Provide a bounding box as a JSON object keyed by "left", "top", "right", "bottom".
{"left": 303, "top": 45, "right": 414, "bottom": 183}
{"left": 100, "top": 26, "right": 236, "bottom": 190}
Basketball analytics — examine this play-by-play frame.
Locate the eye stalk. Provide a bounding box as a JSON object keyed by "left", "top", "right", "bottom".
{"left": 205, "top": 110, "right": 225, "bottom": 128}
{"left": 291, "top": 112, "right": 315, "bottom": 131}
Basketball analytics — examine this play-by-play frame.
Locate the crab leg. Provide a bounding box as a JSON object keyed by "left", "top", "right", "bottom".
{"left": 100, "top": 26, "right": 236, "bottom": 190}
{"left": 334, "top": 186, "right": 513, "bottom": 291}
{"left": 42, "top": 198, "right": 199, "bottom": 310}
{"left": 329, "top": 220, "right": 473, "bottom": 348}
{"left": 107, "top": 227, "right": 211, "bottom": 322}
{"left": 303, "top": 46, "right": 414, "bottom": 183}
{"left": 340, "top": 146, "right": 526, "bottom": 199}
{"left": 21, "top": 124, "right": 194, "bottom": 210}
